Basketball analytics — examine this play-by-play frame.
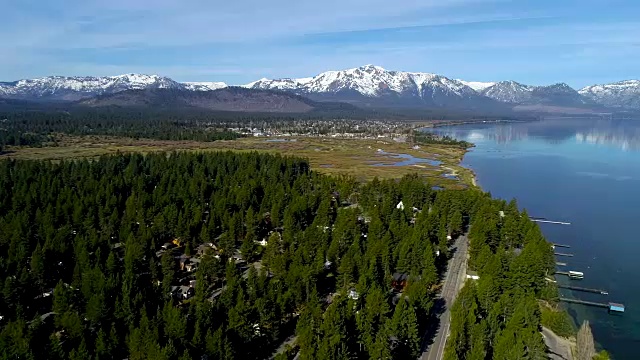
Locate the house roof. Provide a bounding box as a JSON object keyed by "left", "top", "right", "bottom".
{"left": 392, "top": 273, "right": 408, "bottom": 282}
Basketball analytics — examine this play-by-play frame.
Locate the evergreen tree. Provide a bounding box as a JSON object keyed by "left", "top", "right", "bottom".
{"left": 577, "top": 321, "right": 596, "bottom": 360}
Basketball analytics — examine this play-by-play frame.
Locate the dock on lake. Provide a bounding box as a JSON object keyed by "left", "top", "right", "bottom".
{"left": 560, "top": 298, "right": 625, "bottom": 313}
{"left": 558, "top": 284, "right": 608, "bottom": 295}
{"left": 530, "top": 217, "right": 571, "bottom": 225}
{"left": 555, "top": 252, "right": 574, "bottom": 257}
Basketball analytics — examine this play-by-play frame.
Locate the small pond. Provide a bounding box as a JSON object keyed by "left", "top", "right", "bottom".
{"left": 371, "top": 150, "right": 442, "bottom": 167}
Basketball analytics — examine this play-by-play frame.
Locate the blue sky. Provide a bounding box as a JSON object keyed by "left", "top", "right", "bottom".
{"left": 1, "top": 0, "right": 639, "bottom": 87}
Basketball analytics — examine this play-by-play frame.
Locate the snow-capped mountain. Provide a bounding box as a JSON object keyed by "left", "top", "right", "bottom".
{"left": 530, "top": 83, "right": 588, "bottom": 106}
{"left": 579, "top": 80, "right": 640, "bottom": 109}
{"left": 481, "top": 81, "right": 534, "bottom": 103}
{"left": 0, "top": 74, "right": 185, "bottom": 101}
{"left": 244, "top": 64, "right": 499, "bottom": 109}
{"left": 2, "top": 66, "right": 638, "bottom": 111}
{"left": 183, "top": 82, "right": 228, "bottom": 91}
{"left": 0, "top": 74, "right": 229, "bottom": 101}
{"left": 481, "top": 81, "right": 589, "bottom": 107}
{"left": 245, "top": 78, "right": 313, "bottom": 91}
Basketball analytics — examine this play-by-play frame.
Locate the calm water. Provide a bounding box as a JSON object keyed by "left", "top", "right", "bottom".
{"left": 426, "top": 118, "right": 640, "bottom": 359}
{"left": 372, "top": 150, "right": 442, "bottom": 167}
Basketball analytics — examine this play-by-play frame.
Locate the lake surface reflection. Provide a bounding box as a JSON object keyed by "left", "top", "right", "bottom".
{"left": 425, "top": 118, "right": 640, "bottom": 359}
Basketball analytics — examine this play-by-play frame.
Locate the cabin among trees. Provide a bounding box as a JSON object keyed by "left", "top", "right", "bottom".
{"left": 391, "top": 273, "right": 409, "bottom": 292}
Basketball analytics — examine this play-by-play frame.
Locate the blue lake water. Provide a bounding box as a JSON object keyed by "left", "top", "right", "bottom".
{"left": 425, "top": 118, "right": 640, "bottom": 359}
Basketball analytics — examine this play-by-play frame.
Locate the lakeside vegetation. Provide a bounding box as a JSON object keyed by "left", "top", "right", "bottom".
{"left": 540, "top": 301, "right": 576, "bottom": 338}
{"left": 443, "top": 200, "right": 557, "bottom": 359}
{"left": 0, "top": 150, "right": 548, "bottom": 359}
{"left": 411, "top": 130, "right": 473, "bottom": 148}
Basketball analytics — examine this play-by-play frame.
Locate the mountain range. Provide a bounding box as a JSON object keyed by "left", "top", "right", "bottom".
{"left": 1, "top": 65, "right": 639, "bottom": 112}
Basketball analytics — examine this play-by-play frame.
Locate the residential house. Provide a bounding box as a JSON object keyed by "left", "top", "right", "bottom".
{"left": 177, "top": 254, "right": 190, "bottom": 271}
{"left": 196, "top": 242, "right": 217, "bottom": 256}
{"left": 392, "top": 273, "right": 409, "bottom": 292}
{"left": 171, "top": 285, "right": 195, "bottom": 300}
{"left": 185, "top": 258, "right": 201, "bottom": 272}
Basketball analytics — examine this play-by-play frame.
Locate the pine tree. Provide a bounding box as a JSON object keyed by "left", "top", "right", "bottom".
{"left": 49, "top": 333, "right": 66, "bottom": 360}
{"left": 576, "top": 321, "right": 596, "bottom": 360}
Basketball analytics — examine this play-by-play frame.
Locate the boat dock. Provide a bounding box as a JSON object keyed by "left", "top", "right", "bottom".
{"left": 555, "top": 252, "right": 574, "bottom": 257}
{"left": 531, "top": 218, "right": 571, "bottom": 225}
{"left": 545, "top": 214, "right": 624, "bottom": 315}
{"left": 560, "top": 298, "right": 624, "bottom": 313}
{"left": 558, "top": 284, "right": 608, "bottom": 295}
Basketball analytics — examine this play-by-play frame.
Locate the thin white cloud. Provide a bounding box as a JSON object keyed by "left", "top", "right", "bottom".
{"left": 1, "top": 0, "right": 638, "bottom": 86}
{"left": 2, "top": 0, "right": 497, "bottom": 49}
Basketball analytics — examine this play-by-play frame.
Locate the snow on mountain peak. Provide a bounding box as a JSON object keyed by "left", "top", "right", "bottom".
{"left": 0, "top": 73, "right": 186, "bottom": 100}
{"left": 182, "top": 81, "right": 228, "bottom": 91}
{"left": 480, "top": 81, "right": 534, "bottom": 103}
{"left": 2, "top": 67, "right": 639, "bottom": 109}
{"left": 0, "top": 74, "right": 233, "bottom": 101}
{"left": 457, "top": 80, "right": 496, "bottom": 92}
{"left": 579, "top": 79, "right": 640, "bottom": 108}
{"left": 245, "top": 65, "right": 478, "bottom": 99}
{"left": 358, "top": 64, "right": 386, "bottom": 72}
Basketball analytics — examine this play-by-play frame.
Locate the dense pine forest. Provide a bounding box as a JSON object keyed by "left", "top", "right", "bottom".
{"left": 0, "top": 151, "right": 554, "bottom": 359}
{"left": 0, "top": 110, "right": 243, "bottom": 146}
{"left": 443, "top": 200, "right": 556, "bottom": 359}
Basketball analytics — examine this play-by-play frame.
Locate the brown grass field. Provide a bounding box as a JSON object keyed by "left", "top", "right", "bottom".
{"left": 0, "top": 135, "right": 476, "bottom": 189}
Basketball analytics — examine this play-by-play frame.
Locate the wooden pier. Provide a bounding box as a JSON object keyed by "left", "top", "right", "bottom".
{"left": 552, "top": 243, "right": 571, "bottom": 248}
{"left": 560, "top": 297, "right": 608, "bottom": 308}
{"left": 556, "top": 262, "right": 567, "bottom": 266}
{"left": 531, "top": 219, "right": 571, "bottom": 225}
{"left": 558, "top": 284, "right": 608, "bottom": 295}
{"left": 560, "top": 298, "right": 625, "bottom": 313}
{"left": 555, "top": 252, "right": 574, "bottom": 257}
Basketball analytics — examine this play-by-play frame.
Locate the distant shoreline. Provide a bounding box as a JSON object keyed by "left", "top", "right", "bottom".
{"left": 425, "top": 118, "right": 531, "bottom": 128}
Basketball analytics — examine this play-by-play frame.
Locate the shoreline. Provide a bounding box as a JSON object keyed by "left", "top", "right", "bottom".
{"left": 424, "top": 118, "right": 531, "bottom": 129}
{"left": 433, "top": 123, "right": 589, "bottom": 358}
{"left": 416, "top": 126, "right": 479, "bottom": 189}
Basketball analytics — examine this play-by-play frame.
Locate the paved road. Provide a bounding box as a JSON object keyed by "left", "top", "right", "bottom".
{"left": 541, "top": 327, "right": 573, "bottom": 360}
{"left": 420, "top": 234, "right": 469, "bottom": 360}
